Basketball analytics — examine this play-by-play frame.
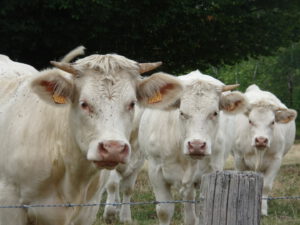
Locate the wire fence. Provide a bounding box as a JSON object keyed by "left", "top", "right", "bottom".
{"left": 1, "top": 196, "right": 300, "bottom": 209}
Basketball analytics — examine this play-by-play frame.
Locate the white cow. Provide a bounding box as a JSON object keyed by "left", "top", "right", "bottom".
{"left": 0, "top": 53, "right": 183, "bottom": 225}
{"left": 139, "top": 70, "right": 248, "bottom": 225}
{"left": 232, "top": 84, "right": 297, "bottom": 215}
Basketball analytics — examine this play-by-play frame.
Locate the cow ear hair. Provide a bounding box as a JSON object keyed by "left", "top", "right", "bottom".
{"left": 31, "top": 69, "right": 74, "bottom": 106}
{"left": 220, "top": 91, "right": 248, "bottom": 114}
{"left": 136, "top": 72, "right": 183, "bottom": 109}
{"left": 275, "top": 108, "right": 297, "bottom": 123}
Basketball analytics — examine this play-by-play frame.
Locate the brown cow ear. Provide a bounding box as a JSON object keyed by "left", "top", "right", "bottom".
{"left": 220, "top": 91, "right": 248, "bottom": 114}
{"left": 136, "top": 72, "right": 183, "bottom": 109}
{"left": 31, "top": 69, "right": 74, "bottom": 106}
{"left": 275, "top": 109, "right": 297, "bottom": 123}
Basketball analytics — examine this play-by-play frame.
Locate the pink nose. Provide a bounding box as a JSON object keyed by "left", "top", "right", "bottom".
{"left": 255, "top": 137, "right": 268, "bottom": 148}
{"left": 188, "top": 140, "right": 206, "bottom": 155}
{"left": 98, "top": 140, "right": 129, "bottom": 163}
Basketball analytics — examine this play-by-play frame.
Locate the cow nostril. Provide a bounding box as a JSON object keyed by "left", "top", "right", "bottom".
{"left": 121, "top": 144, "right": 128, "bottom": 153}
{"left": 255, "top": 137, "right": 268, "bottom": 146}
{"left": 98, "top": 143, "right": 108, "bottom": 155}
{"left": 188, "top": 141, "right": 206, "bottom": 150}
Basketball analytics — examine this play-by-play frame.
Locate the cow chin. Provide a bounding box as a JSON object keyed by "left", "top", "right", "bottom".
{"left": 183, "top": 152, "right": 208, "bottom": 160}
{"left": 255, "top": 145, "right": 268, "bottom": 151}
{"left": 92, "top": 161, "right": 120, "bottom": 170}
{"left": 189, "top": 154, "right": 207, "bottom": 160}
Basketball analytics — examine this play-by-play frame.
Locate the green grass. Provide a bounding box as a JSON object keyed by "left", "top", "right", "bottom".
{"left": 95, "top": 163, "right": 300, "bottom": 225}
{"left": 261, "top": 164, "right": 300, "bottom": 225}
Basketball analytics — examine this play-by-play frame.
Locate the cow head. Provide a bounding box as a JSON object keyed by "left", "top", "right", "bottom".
{"left": 176, "top": 80, "right": 247, "bottom": 159}
{"left": 245, "top": 103, "right": 297, "bottom": 150}
{"left": 31, "top": 54, "right": 182, "bottom": 169}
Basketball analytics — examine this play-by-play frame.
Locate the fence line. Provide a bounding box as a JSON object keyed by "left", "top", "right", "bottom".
{"left": 1, "top": 196, "right": 300, "bottom": 209}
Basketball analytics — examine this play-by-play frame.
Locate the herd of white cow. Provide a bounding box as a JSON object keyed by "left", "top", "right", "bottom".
{"left": 0, "top": 46, "right": 297, "bottom": 225}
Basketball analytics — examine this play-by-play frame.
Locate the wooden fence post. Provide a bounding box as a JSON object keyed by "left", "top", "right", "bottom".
{"left": 199, "top": 170, "right": 263, "bottom": 225}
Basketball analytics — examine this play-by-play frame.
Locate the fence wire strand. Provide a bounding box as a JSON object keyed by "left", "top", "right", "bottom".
{"left": 1, "top": 196, "right": 300, "bottom": 209}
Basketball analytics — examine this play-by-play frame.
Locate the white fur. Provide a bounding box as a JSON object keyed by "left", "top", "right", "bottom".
{"left": 0, "top": 54, "right": 38, "bottom": 78}
{"left": 60, "top": 46, "right": 86, "bottom": 63}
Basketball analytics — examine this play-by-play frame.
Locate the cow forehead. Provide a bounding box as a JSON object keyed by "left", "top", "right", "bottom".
{"left": 77, "top": 74, "right": 136, "bottom": 102}
{"left": 72, "top": 55, "right": 140, "bottom": 101}
{"left": 180, "top": 81, "right": 221, "bottom": 109}
{"left": 74, "top": 54, "right": 140, "bottom": 78}
{"left": 250, "top": 107, "right": 274, "bottom": 122}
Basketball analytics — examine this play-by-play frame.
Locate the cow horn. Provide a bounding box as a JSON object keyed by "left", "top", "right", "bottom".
{"left": 50, "top": 61, "right": 77, "bottom": 75}
{"left": 222, "top": 84, "right": 240, "bottom": 92}
{"left": 274, "top": 107, "right": 287, "bottom": 112}
{"left": 139, "top": 62, "right": 162, "bottom": 74}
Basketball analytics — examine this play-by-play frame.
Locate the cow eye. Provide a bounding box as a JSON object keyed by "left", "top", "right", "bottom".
{"left": 270, "top": 120, "right": 275, "bottom": 126}
{"left": 209, "top": 111, "right": 219, "bottom": 120}
{"left": 80, "top": 101, "right": 91, "bottom": 112}
{"left": 128, "top": 101, "right": 136, "bottom": 110}
{"left": 180, "top": 111, "right": 188, "bottom": 119}
{"left": 81, "top": 102, "right": 88, "bottom": 109}
{"left": 249, "top": 120, "right": 253, "bottom": 125}
{"left": 180, "top": 111, "right": 186, "bottom": 118}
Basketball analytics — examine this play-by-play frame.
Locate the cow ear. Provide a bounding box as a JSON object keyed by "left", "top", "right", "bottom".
{"left": 137, "top": 72, "right": 183, "bottom": 109}
{"left": 220, "top": 92, "right": 248, "bottom": 114}
{"left": 275, "top": 108, "right": 297, "bottom": 123}
{"left": 31, "top": 69, "right": 74, "bottom": 106}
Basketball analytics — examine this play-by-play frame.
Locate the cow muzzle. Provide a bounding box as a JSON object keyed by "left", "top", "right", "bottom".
{"left": 254, "top": 137, "right": 269, "bottom": 149}
{"left": 93, "top": 140, "right": 130, "bottom": 169}
{"left": 187, "top": 140, "right": 208, "bottom": 159}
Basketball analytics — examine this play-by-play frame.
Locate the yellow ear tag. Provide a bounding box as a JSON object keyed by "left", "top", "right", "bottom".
{"left": 52, "top": 94, "right": 67, "bottom": 104}
{"left": 148, "top": 92, "right": 162, "bottom": 104}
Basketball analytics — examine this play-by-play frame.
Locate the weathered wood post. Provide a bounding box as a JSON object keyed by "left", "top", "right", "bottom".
{"left": 199, "top": 171, "right": 263, "bottom": 225}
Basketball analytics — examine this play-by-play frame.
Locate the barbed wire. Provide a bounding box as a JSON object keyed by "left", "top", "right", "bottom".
{"left": 264, "top": 196, "right": 300, "bottom": 200}
{"left": 0, "top": 200, "right": 198, "bottom": 209}
{"left": 1, "top": 196, "right": 300, "bottom": 209}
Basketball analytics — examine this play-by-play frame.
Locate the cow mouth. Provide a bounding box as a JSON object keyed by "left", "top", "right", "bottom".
{"left": 93, "top": 161, "right": 119, "bottom": 169}
{"left": 188, "top": 153, "right": 206, "bottom": 159}
{"left": 255, "top": 145, "right": 267, "bottom": 150}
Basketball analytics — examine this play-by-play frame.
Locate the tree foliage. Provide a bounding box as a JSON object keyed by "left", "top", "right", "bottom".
{"left": 1, "top": 0, "right": 300, "bottom": 72}
{"left": 205, "top": 42, "right": 300, "bottom": 135}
